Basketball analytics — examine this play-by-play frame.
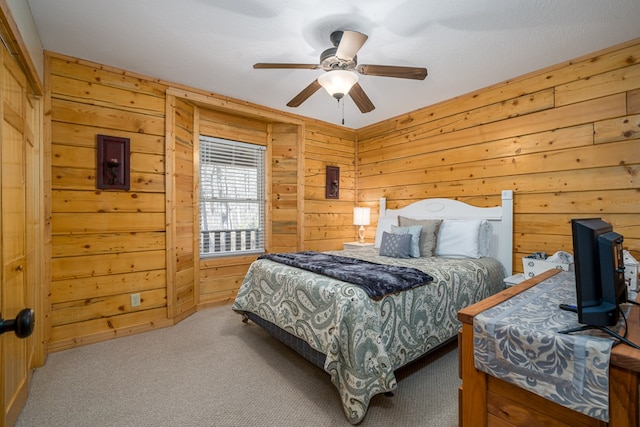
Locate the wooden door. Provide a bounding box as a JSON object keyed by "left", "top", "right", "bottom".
{"left": 0, "top": 39, "right": 38, "bottom": 427}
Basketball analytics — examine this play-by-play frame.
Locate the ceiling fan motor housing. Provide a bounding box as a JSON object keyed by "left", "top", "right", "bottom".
{"left": 320, "top": 47, "right": 357, "bottom": 71}
{"left": 330, "top": 30, "right": 344, "bottom": 47}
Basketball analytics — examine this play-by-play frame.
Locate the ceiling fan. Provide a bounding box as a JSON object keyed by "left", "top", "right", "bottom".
{"left": 253, "top": 30, "right": 428, "bottom": 113}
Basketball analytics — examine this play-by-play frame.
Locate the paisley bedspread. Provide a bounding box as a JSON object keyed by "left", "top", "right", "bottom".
{"left": 232, "top": 247, "right": 505, "bottom": 424}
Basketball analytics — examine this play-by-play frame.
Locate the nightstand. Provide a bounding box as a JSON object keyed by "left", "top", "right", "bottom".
{"left": 343, "top": 242, "right": 374, "bottom": 250}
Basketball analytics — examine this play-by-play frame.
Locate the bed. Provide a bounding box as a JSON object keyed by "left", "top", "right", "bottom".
{"left": 232, "top": 191, "right": 513, "bottom": 424}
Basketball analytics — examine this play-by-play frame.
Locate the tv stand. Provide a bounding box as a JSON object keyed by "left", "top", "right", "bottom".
{"left": 557, "top": 302, "right": 640, "bottom": 349}
{"left": 458, "top": 269, "right": 640, "bottom": 426}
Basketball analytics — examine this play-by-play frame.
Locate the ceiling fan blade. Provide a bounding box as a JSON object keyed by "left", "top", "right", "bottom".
{"left": 254, "top": 63, "right": 320, "bottom": 70}
{"left": 335, "top": 30, "right": 368, "bottom": 61}
{"left": 349, "top": 83, "right": 375, "bottom": 113}
{"left": 357, "top": 64, "right": 428, "bottom": 80}
{"left": 287, "top": 79, "right": 322, "bottom": 107}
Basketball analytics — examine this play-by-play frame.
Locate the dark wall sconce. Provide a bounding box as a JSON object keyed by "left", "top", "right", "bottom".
{"left": 97, "top": 134, "right": 130, "bottom": 190}
{"left": 325, "top": 165, "right": 340, "bottom": 199}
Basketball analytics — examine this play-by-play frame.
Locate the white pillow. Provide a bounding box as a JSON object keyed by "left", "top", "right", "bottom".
{"left": 374, "top": 216, "right": 398, "bottom": 248}
{"left": 436, "top": 219, "right": 484, "bottom": 258}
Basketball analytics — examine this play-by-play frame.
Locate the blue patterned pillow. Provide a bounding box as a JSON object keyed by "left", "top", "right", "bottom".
{"left": 379, "top": 232, "right": 412, "bottom": 258}
{"left": 390, "top": 224, "right": 423, "bottom": 258}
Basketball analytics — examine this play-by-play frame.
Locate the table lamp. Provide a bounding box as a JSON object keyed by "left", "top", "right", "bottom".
{"left": 353, "top": 207, "right": 371, "bottom": 243}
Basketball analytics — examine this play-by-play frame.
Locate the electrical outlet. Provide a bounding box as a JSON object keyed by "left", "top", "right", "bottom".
{"left": 130, "top": 293, "right": 141, "bottom": 307}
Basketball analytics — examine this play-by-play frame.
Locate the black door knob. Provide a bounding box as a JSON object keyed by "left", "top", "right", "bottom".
{"left": 0, "top": 308, "right": 35, "bottom": 338}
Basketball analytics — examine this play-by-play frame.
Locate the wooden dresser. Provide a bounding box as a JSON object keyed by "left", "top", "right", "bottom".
{"left": 458, "top": 269, "right": 640, "bottom": 427}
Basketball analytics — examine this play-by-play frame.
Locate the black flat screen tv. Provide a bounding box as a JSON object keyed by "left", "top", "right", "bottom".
{"left": 571, "top": 218, "right": 626, "bottom": 327}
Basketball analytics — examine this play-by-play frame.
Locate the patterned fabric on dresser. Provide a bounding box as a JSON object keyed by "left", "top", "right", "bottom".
{"left": 473, "top": 271, "right": 622, "bottom": 422}
{"left": 233, "top": 247, "right": 505, "bottom": 424}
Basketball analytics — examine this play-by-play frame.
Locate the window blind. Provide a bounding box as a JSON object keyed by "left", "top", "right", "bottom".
{"left": 199, "top": 136, "right": 265, "bottom": 257}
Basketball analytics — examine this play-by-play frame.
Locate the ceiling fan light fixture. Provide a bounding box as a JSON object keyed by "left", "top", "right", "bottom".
{"left": 318, "top": 70, "right": 358, "bottom": 100}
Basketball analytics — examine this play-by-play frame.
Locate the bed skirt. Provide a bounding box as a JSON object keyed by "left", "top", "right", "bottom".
{"left": 242, "top": 311, "right": 327, "bottom": 370}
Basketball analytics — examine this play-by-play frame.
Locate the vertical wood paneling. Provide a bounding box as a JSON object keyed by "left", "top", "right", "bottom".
{"left": 171, "top": 98, "right": 196, "bottom": 318}
{"left": 356, "top": 39, "right": 640, "bottom": 270}
{"left": 42, "top": 39, "right": 53, "bottom": 365}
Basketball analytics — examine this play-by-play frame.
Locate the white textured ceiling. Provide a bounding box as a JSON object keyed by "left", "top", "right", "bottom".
{"left": 26, "top": 0, "right": 640, "bottom": 129}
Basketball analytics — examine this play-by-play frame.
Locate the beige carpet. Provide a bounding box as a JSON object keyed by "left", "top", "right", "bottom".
{"left": 16, "top": 305, "right": 459, "bottom": 426}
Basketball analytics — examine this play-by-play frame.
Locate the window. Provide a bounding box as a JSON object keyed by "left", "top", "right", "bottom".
{"left": 199, "top": 136, "right": 265, "bottom": 257}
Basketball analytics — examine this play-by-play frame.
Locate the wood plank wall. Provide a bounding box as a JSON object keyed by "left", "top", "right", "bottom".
{"left": 271, "top": 122, "right": 302, "bottom": 253}
{"left": 356, "top": 39, "right": 640, "bottom": 271}
{"left": 48, "top": 53, "right": 172, "bottom": 351}
{"left": 45, "top": 37, "right": 639, "bottom": 350}
{"left": 46, "top": 51, "right": 355, "bottom": 347}
{"left": 304, "top": 123, "right": 357, "bottom": 251}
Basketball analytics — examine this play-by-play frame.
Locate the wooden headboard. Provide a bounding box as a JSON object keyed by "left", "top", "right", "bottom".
{"left": 379, "top": 190, "right": 514, "bottom": 275}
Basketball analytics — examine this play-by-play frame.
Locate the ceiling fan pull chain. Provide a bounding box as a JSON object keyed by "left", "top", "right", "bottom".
{"left": 341, "top": 98, "right": 345, "bottom": 125}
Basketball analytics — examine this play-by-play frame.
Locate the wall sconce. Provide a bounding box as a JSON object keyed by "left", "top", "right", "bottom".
{"left": 97, "top": 134, "right": 130, "bottom": 190}
{"left": 353, "top": 207, "right": 371, "bottom": 243}
{"left": 326, "top": 165, "right": 340, "bottom": 199}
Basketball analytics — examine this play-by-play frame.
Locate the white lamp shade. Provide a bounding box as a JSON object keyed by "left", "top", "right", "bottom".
{"left": 353, "top": 207, "right": 371, "bottom": 226}
{"left": 318, "top": 70, "right": 359, "bottom": 99}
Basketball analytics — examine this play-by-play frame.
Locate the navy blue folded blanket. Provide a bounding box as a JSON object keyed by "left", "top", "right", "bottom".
{"left": 258, "top": 251, "right": 433, "bottom": 300}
